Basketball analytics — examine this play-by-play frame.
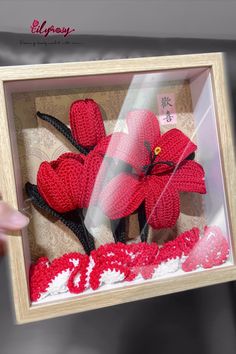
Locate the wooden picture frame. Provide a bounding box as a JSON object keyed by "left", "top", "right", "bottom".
{"left": 0, "top": 52, "right": 235, "bottom": 324}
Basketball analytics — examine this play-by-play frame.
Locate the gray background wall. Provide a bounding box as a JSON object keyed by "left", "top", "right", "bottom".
{"left": 0, "top": 0, "right": 236, "bottom": 39}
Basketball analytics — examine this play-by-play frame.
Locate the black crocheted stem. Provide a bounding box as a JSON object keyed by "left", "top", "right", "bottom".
{"left": 36, "top": 111, "right": 89, "bottom": 155}
{"left": 116, "top": 218, "right": 127, "bottom": 243}
{"left": 110, "top": 220, "right": 119, "bottom": 243}
{"left": 64, "top": 209, "right": 95, "bottom": 253}
{"left": 110, "top": 218, "right": 126, "bottom": 244}
{"left": 25, "top": 182, "right": 95, "bottom": 255}
{"left": 138, "top": 203, "right": 149, "bottom": 242}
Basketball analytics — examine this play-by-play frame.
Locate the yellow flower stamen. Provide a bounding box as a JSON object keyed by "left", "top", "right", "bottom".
{"left": 154, "top": 146, "right": 161, "bottom": 156}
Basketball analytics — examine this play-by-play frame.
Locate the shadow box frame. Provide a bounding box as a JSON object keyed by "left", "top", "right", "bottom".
{"left": 0, "top": 52, "right": 235, "bottom": 324}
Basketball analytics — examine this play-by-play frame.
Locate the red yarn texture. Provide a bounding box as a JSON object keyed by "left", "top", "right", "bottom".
{"left": 105, "top": 110, "right": 161, "bottom": 173}
{"left": 99, "top": 109, "right": 206, "bottom": 229}
{"left": 182, "top": 226, "right": 229, "bottom": 271}
{"left": 37, "top": 104, "right": 206, "bottom": 229}
{"left": 104, "top": 110, "right": 196, "bottom": 174}
{"left": 70, "top": 99, "right": 106, "bottom": 147}
{"left": 30, "top": 228, "right": 205, "bottom": 301}
{"left": 37, "top": 135, "right": 110, "bottom": 212}
{"left": 30, "top": 253, "right": 89, "bottom": 302}
{"left": 37, "top": 153, "right": 84, "bottom": 212}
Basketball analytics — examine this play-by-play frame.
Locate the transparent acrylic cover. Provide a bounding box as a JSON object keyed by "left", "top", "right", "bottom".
{"left": 7, "top": 66, "right": 232, "bottom": 304}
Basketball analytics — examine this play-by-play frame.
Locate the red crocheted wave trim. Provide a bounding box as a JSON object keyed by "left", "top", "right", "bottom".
{"left": 30, "top": 226, "right": 229, "bottom": 302}
{"left": 29, "top": 253, "right": 89, "bottom": 302}
{"left": 182, "top": 226, "right": 229, "bottom": 271}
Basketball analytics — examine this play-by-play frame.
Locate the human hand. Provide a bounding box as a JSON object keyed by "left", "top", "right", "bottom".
{"left": 0, "top": 201, "right": 29, "bottom": 256}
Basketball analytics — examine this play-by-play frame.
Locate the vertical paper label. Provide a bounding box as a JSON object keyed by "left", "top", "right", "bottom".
{"left": 157, "top": 93, "right": 177, "bottom": 125}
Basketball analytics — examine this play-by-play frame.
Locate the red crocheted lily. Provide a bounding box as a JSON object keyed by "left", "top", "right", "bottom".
{"left": 99, "top": 109, "right": 206, "bottom": 229}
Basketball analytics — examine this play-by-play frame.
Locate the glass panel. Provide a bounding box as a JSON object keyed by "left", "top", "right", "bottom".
{"left": 5, "top": 66, "right": 233, "bottom": 304}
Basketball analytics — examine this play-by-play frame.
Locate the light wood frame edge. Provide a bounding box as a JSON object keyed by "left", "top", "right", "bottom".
{"left": 0, "top": 80, "right": 31, "bottom": 322}
{"left": 0, "top": 52, "right": 235, "bottom": 324}
{"left": 210, "top": 55, "right": 236, "bottom": 258}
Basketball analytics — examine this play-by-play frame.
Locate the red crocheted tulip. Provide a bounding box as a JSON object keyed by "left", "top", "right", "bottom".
{"left": 99, "top": 110, "right": 206, "bottom": 229}
{"left": 37, "top": 153, "right": 85, "bottom": 213}
{"left": 70, "top": 99, "right": 106, "bottom": 148}
{"left": 37, "top": 135, "right": 110, "bottom": 213}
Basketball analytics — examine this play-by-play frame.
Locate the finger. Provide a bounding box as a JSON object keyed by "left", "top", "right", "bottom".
{"left": 0, "top": 202, "right": 29, "bottom": 230}
{"left": 0, "top": 232, "right": 6, "bottom": 241}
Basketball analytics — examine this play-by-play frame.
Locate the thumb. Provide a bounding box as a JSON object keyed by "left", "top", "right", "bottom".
{"left": 0, "top": 202, "right": 29, "bottom": 231}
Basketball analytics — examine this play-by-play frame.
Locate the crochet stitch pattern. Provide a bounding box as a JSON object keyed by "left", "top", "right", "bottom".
{"left": 26, "top": 99, "right": 206, "bottom": 254}
{"left": 29, "top": 227, "right": 230, "bottom": 302}
{"left": 25, "top": 182, "right": 95, "bottom": 254}
{"left": 37, "top": 111, "right": 89, "bottom": 154}
{"left": 99, "top": 109, "right": 206, "bottom": 229}
{"left": 24, "top": 96, "right": 233, "bottom": 306}
{"left": 70, "top": 99, "right": 106, "bottom": 148}
{"left": 26, "top": 100, "right": 116, "bottom": 253}
{"left": 182, "top": 226, "right": 229, "bottom": 271}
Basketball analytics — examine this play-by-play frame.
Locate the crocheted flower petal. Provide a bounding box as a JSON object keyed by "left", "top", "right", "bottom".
{"left": 79, "top": 150, "right": 105, "bottom": 207}
{"left": 99, "top": 173, "right": 144, "bottom": 219}
{"left": 50, "top": 152, "right": 85, "bottom": 169}
{"left": 104, "top": 132, "right": 142, "bottom": 170}
{"left": 56, "top": 157, "right": 84, "bottom": 208}
{"left": 171, "top": 160, "right": 206, "bottom": 193}
{"left": 56, "top": 152, "right": 85, "bottom": 164}
{"left": 37, "top": 161, "right": 76, "bottom": 213}
{"left": 126, "top": 110, "right": 161, "bottom": 146}
{"left": 104, "top": 111, "right": 161, "bottom": 173}
{"left": 37, "top": 155, "right": 84, "bottom": 212}
{"left": 70, "top": 99, "right": 106, "bottom": 147}
{"left": 145, "top": 176, "right": 180, "bottom": 229}
{"left": 152, "top": 129, "right": 197, "bottom": 174}
{"left": 93, "top": 134, "right": 112, "bottom": 155}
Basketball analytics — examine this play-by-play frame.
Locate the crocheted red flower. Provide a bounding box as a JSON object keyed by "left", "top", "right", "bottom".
{"left": 37, "top": 152, "right": 85, "bottom": 212}
{"left": 99, "top": 109, "right": 206, "bottom": 229}
{"left": 36, "top": 99, "right": 109, "bottom": 213}
{"left": 70, "top": 99, "right": 106, "bottom": 148}
{"left": 37, "top": 136, "right": 110, "bottom": 213}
